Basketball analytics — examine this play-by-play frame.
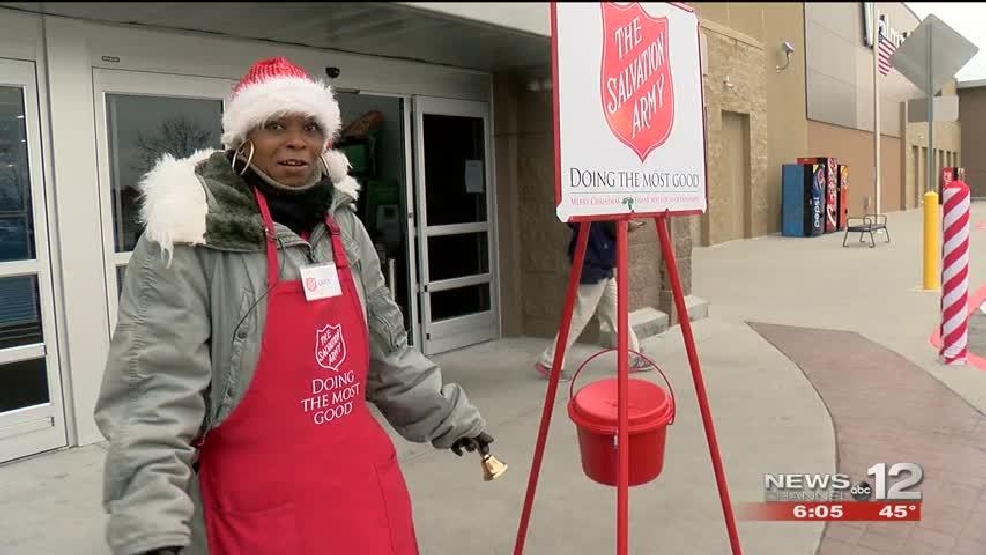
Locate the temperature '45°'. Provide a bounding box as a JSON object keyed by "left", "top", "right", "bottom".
{"left": 880, "top": 504, "right": 919, "bottom": 518}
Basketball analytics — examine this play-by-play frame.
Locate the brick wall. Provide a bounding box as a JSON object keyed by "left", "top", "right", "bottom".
{"left": 692, "top": 20, "right": 770, "bottom": 247}
{"left": 958, "top": 86, "right": 986, "bottom": 198}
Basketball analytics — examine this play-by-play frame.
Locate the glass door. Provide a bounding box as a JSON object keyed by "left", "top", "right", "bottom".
{"left": 93, "top": 69, "right": 234, "bottom": 333}
{"left": 0, "top": 59, "right": 67, "bottom": 463}
{"left": 412, "top": 96, "right": 497, "bottom": 355}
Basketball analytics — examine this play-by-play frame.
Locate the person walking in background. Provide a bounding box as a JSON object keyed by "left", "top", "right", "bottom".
{"left": 535, "top": 220, "right": 650, "bottom": 381}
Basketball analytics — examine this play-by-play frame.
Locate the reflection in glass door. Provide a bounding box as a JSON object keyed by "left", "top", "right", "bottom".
{"left": 93, "top": 69, "right": 233, "bottom": 332}
{"left": 413, "top": 97, "right": 497, "bottom": 355}
{"left": 0, "top": 59, "right": 66, "bottom": 463}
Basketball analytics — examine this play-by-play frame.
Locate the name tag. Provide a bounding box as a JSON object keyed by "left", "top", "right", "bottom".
{"left": 300, "top": 263, "right": 342, "bottom": 301}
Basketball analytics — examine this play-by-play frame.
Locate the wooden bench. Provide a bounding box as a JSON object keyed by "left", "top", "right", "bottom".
{"left": 843, "top": 214, "right": 890, "bottom": 248}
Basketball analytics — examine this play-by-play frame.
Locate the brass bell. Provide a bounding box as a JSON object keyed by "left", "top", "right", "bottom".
{"left": 481, "top": 453, "right": 508, "bottom": 481}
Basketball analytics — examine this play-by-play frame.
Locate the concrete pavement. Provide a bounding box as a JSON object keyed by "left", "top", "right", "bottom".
{"left": 692, "top": 203, "right": 986, "bottom": 413}
{"left": 693, "top": 202, "right": 986, "bottom": 554}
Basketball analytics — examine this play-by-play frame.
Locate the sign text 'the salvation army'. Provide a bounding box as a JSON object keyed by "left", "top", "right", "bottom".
{"left": 605, "top": 16, "right": 668, "bottom": 139}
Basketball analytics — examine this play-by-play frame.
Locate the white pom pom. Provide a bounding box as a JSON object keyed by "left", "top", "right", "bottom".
{"left": 322, "top": 149, "right": 351, "bottom": 183}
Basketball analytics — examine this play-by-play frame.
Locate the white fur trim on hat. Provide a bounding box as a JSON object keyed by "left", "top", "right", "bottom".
{"left": 221, "top": 76, "right": 341, "bottom": 147}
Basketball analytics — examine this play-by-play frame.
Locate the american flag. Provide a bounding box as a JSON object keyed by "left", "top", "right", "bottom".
{"left": 877, "top": 28, "right": 896, "bottom": 76}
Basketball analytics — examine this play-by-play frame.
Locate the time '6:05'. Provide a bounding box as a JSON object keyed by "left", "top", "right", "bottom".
{"left": 794, "top": 505, "right": 843, "bottom": 518}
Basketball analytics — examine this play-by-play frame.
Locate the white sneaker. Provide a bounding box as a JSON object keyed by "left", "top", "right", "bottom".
{"left": 629, "top": 356, "right": 652, "bottom": 373}
{"left": 535, "top": 362, "right": 571, "bottom": 382}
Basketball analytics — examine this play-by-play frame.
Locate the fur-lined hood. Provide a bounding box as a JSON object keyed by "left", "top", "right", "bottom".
{"left": 138, "top": 148, "right": 360, "bottom": 256}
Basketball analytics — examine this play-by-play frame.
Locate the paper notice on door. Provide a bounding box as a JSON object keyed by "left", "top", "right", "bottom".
{"left": 464, "top": 160, "right": 484, "bottom": 193}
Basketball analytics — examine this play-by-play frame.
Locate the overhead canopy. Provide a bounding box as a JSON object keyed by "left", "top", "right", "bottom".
{"left": 0, "top": 1, "right": 550, "bottom": 71}
{"left": 395, "top": 2, "right": 550, "bottom": 37}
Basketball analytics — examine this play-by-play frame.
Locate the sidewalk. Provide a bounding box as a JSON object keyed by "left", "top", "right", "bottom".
{"left": 693, "top": 203, "right": 986, "bottom": 554}
{"left": 693, "top": 203, "right": 986, "bottom": 412}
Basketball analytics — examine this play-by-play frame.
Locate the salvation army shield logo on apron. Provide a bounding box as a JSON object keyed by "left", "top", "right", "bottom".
{"left": 315, "top": 323, "right": 347, "bottom": 371}
{"left": 599, "top": 2, "right": 675, "bottom": 162}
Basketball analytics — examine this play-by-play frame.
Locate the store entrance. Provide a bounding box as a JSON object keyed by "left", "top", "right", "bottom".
{"left": 334, "top": 93, "right": 498, "bottom": 356}
{"left": 0, "top": 59, "right": 67, "bottom": 463}
{"left": 335, "top": 93, "right": 417, "bottom": 345}
{"left": 411, "top": 97, "right": 497, "bottom": 355}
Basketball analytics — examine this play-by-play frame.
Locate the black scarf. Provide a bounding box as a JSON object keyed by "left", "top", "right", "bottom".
{"left": 228, "top": 151, "right": 335, "bottom": 236}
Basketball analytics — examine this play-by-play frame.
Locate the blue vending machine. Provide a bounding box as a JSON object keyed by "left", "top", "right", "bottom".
{"left": 781, "top": 164, "right": 823, "bottom": 237}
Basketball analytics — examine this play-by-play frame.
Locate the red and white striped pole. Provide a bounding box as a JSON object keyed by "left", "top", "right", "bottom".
{"left": 940, "top": 180, "right": 971, "bottom": 365}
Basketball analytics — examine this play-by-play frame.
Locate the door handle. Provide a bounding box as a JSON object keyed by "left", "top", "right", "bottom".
{"left": 387, "top": 258, "right": 396, "bottom": 301}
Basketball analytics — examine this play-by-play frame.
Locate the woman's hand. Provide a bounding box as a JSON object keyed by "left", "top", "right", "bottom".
{"left": 450, "top": 432, "right": 495, "bottom": 457}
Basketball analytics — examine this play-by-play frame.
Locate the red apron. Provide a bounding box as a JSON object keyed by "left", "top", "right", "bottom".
{"left": 195, "top": 189, "right": 419, "bottom": 555}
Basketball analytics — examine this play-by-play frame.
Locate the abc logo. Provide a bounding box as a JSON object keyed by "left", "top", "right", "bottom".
{"left": 851, "top": 481, "right": 872, "bottom": 501}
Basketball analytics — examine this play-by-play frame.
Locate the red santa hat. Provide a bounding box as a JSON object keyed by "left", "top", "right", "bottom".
{"left": 221, "top": 57, "right": 342, "bottom": 150}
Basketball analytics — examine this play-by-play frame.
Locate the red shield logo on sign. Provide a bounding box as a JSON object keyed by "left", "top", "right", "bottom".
{"left": 305, "top": 277, "right": 318, "bottom": 293}
{"left": 315, "top": 324, "right": 346, "bottom": 371}
{"left": 599, "top": 2, "right": 675, "bottom": 162}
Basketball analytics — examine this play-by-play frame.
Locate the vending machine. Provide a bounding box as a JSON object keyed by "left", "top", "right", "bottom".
{"left": 811, "top": 165, "right": 825, "bottom": 236}
{"left": 781, "top": 164, "right": 824, "bottom": 237}
{"left": 939, "top": 166, "right": 967, "bottom": 203}
{"left": 836, "top": 164, "right": 849, "bottom": 230}
{"left": 797, "top": 157, "right": 838, "bottom": 233}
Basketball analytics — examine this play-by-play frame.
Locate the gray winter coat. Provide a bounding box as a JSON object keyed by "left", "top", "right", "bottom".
{"left": 93, "top": 149, "right": 487, "bottom": 555}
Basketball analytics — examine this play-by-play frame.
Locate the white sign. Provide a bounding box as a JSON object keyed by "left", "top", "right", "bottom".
{"left": 892, "top": 14, "right": 979, "bottom": 97}
{"left": 464, "top": 159, "right": 485, "bottom": 193}
{"left": 552, "top": 2, "right": 708, "bottom": 222}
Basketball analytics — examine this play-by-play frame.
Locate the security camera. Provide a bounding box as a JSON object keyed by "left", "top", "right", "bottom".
{"left": 325, "top": 67, "right": 341, "bottom": 79}
{"left": 776, "top": 41, "right": 796, "bottom": 72}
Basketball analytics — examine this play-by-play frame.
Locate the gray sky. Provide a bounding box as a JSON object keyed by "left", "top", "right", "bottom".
{"left": 906, "top": 3, "right": 986, "bottom": 81}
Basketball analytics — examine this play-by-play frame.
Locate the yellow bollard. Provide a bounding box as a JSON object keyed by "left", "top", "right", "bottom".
{"left": 923, "top": 191, "right": 939, "bottom": 291}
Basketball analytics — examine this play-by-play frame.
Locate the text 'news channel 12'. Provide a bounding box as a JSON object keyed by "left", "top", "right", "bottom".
{"left": 737, "top": 462, "right": 924, "bottom": 522}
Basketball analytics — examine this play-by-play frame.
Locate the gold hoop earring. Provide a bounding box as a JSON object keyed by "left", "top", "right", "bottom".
{"left": 231, "top": 141, "right": 255, "bottom": 176}
{"left": 240, "top": 141, "right": 255, "bottom": 176}
{"left": 319, "top": 151, "right": 330, "bottom": 176}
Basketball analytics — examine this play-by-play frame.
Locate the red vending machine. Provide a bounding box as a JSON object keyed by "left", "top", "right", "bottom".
{"left": 836, "top": 164, "right": 849, "bottom": 230}
{"left": 797, "top": 157, "right": 838, "bottom": 233}
{"left": 939, "top": 166, "right": 967, "bottom": 204}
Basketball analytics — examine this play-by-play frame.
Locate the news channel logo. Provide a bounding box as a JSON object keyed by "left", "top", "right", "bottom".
{"left": 763, "top": 463, "right": 924, "bottom": 502}
{"left": 850, "top": 480, "right": 873, "bottom": 501}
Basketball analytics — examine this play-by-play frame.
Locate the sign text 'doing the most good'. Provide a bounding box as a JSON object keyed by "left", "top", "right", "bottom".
{"left": 553, "top": 2, "right": 708, "bottom": 221}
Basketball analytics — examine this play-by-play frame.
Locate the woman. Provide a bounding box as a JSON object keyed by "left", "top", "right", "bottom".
{"left": 94, "top": 57, "right": 493, "bottom": 555}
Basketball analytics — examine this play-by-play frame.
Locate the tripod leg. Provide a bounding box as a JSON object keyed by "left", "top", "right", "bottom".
{"left": 654, "top": 216, "right": 743, "bottom": 554}
{"left": 616, "top": 219, "right": 630, "bottom": 555}
{"left": 513, "top": 221, "right": 591, "bottom": 555}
